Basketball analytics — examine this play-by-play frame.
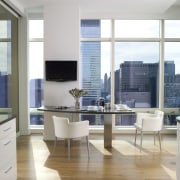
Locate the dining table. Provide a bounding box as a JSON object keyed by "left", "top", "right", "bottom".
{"left": 38, "top": 106, "right": 135, "bottom": 148}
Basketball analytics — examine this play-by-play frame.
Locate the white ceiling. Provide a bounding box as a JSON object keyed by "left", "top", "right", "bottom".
{"left": 15, "top": 0, "right": 180, "bottom": 14}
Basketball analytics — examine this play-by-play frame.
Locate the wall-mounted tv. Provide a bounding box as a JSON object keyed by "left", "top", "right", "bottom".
{"left": 45, "top": 60, "right": 77, "bottom": 82}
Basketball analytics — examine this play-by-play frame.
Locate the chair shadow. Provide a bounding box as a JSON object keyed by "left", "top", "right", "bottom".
{"left": 43, "top": 139, "right": 176, "bottom": 180}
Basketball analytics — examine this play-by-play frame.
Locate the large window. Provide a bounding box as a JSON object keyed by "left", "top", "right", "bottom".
{"left": 28, "top": 20, "right": 44, "bottom": 126}
{"left": 0, "top": 5, "right": 19, "bottom": 129}
{"left": 164, "top": 21, "right": 180, "bottom": 108}
{"left": 27, "top": 19, "right": 180, "bottom": 128}
{"left": 80, "top": 19, "right": 180, "bottom": 127}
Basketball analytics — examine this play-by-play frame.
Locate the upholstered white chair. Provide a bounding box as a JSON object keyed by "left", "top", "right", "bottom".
{"left": 134, "top": 110, "right": 164, "bottom": 151}
{"left": 52, "top": 116, "right": 89, "bottom": 159}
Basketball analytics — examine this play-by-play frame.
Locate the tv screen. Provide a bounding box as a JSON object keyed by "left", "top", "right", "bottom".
{"left": 45, "top": 60, "right": 77, "bottom": 82}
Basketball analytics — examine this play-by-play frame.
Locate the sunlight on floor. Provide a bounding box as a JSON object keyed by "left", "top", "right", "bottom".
{"left": 31, "top": 139, "right": 61, "bottom": 180}
{"left": 89, "top": 139, "right": 177, "bottom": 156}
{"left": 162, "top": 165, "right": 176, "bottom": 180}
{"left": 89, "top": 140, "right": 112, "bottom": 155}
{"left": 112, "top": 140, "right": 148, "bottom": 155}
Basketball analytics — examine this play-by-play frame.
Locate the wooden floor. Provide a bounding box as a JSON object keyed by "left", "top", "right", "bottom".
{"left": 17, "top": 133, "right": 177, "bottom": 180}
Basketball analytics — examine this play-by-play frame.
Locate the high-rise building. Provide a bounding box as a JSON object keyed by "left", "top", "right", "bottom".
{"left": 80, "top": 20, "right": 101, "bottom": 106}
{"left": 30, "top": 79, "right": 44, "bottom": 108}
{"left": 117, "top": 61, "right": 158, "bottom": 107}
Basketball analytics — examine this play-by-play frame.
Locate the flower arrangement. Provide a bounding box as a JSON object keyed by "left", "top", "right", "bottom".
{"left": 69, "top": 88, "right": 87, "bottom": 109}
{"left": 69, "top": 88, "right": 88, "bottom": 99}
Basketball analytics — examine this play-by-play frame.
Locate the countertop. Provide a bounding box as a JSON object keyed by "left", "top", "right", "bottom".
{"left": 0, "top": 114, "right": 16, "bottom": 125}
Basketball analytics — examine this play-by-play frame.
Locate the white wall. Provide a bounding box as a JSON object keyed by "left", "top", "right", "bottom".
{"left": 44, "top": 0, "right": 80, "bottom": 107}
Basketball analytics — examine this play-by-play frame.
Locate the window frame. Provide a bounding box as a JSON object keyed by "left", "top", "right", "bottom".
{"left": 80, "top": 19, "right": 179, "bottom": 131}
{"left": 28, "top": 19, "right": 44, "bottom": 129}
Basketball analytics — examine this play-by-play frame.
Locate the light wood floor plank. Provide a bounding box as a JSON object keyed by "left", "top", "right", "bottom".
{"left": 17, "top": 134, "right": 177, "bottom": 180}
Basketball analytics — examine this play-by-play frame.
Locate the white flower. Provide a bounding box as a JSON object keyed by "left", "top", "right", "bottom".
{"left": 69, "top": 88, "right": 87, "bottom": 99}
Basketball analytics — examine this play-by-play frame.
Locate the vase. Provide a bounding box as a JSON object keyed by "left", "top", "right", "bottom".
{"left": 75, "top": 98, "right": 80, "bottom": 109}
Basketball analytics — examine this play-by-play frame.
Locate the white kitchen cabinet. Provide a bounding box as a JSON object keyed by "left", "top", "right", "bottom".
{"left": 177, "top": 116, "right": 180, "bottom": 180}
{"left": 0, "top": 117, "right": 16, "bottom": 179}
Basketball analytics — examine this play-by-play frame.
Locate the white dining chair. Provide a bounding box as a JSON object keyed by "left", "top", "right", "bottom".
{"left": 52, "top": 116, "right": 89, "bottom": 159}
{"left": 134, "top": 110, "right": 164, "bottom": 151}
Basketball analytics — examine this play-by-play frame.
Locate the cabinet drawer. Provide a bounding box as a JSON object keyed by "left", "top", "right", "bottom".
{"left": 0, "top": 119, "right": 15, "bottom": 139}
{"left": 0, "top": 158, "right": 17, "bottom": 180}
{"left": 0, "top": 132, "right": 16, "bottom": 165}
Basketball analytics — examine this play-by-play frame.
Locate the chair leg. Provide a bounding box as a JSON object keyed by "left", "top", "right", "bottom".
{"left": 154, "top": 132, "right": 156, "bottom": 145}
{"left": 52, "top": 137, "right": 57, "bottom": 154}
{"left": 86, "top": 136, "right": 90, "bottom": 159}
{"left": 158, "top": 131, "right": 162, "bottom": 151}
{"left": 135, "top": 129, "right": 137, "bottom": 145}
{"left": 67, "top": 139, "right": 70, "bottom": 160}
{"left": 140, "top": 131, "right": 143, "bottom": 152}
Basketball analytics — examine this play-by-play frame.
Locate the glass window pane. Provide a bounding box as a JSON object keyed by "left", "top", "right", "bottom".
{"left": 101, "top": 20, "right": 111, "bottom": 38}
{"left": 164, "top": 114, "right": 179, "bottom": 126}
{"left": 116, "top": 114, "right": 136, "bottom": 126}
{"left": 115, "top": 42, "right": 160, "bottom": 126}
{"left": 115, "top": 20, "right": 160, "bottom": 38}
{"left": 30, "top": 114, "right": 44, "bottom": 125}
{"left": 0, "top": 42, "right": 11, "bottom": 74}
{"left": 29, "top": 20, "right": 44, "bottom": 39}
{"left": 29, "top": 42, "right": 44, "bottom": 108}
{"left": 164, "top": 42, "right": 180, "bottom": 108}
{"left": 81, "top": 19, "right": 111, "bottom": 38}
{"left": 80, "top": 41, "right": 111, "bottom": 125}
{"left": 0, "top": 42, "right": 11, "bottom": 108}
{"left": 29, "top": 19, "right": 44, "bottom": 126}
{"left": 0, "top": 20, "right": 11, "bottom": 38}
{"left": 81, "top": 20, "right": 100, "bottom": 38}
{"left": 115, "top": 42, "right": 159, "bottom": 108}
{"left": 29, "top": 42, "right": 43, "bottom": 79}
{"left": 165, "top": 20, "right": 180, "bottom": 38}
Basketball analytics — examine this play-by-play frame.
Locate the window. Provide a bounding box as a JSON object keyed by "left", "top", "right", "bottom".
{"left": 80, "top": 19, "right": 179, "bottom": 127}
{"left": 28, "top": 20, "right": 44, "bottom": 126}
{"left": 164, "top": 20, "right": 180, "bottom": 109}
{"left": 0, "top": 5, "right": 19, "bottom": 126}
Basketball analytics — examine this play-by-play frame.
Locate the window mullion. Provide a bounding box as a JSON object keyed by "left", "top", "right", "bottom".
{"left": 111, "top": 19, "right": 115, "bottom": 129}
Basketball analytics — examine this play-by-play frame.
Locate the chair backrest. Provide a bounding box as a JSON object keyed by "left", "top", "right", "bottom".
{"left": 53, "top": 116, "right": 89, "bottom": 139}
{"left": 52, "top": 116, "right": 70, "bottom": 138}
{"left": 154, "top": 109, "right": 164, "bottom": 117}
{"left": 142, "top": 110, "right": 164, "bottom": 131}
{"left": 68, "top": 120, "right": 89, "bottom": 138}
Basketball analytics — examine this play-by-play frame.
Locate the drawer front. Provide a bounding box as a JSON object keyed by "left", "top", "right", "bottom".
{"left": 0, "top": 132, "right": 16, "bottom": 164}
{"left": 0, "top": 119, "right": 15, "bottom": 139}
{"left": 0, "top": 158, "right": 17, "bottom": 180}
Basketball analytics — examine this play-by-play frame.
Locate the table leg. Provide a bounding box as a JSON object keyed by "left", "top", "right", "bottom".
{"left": 104, "top": 114, "right": 112, "bottom": 148}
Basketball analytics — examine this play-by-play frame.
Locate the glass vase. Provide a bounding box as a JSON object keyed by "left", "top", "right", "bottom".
{"left": 75, "top": 98, "right": 80, "bottom": 109}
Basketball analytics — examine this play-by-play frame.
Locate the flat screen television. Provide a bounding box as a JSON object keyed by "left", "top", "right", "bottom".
{"left": 45, "top": 60, "right": 77, "bottom": 82}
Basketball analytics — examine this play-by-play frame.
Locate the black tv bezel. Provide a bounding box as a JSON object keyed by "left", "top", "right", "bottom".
{"left": 45, "top": 60, "right": 77, "bottom": 82}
